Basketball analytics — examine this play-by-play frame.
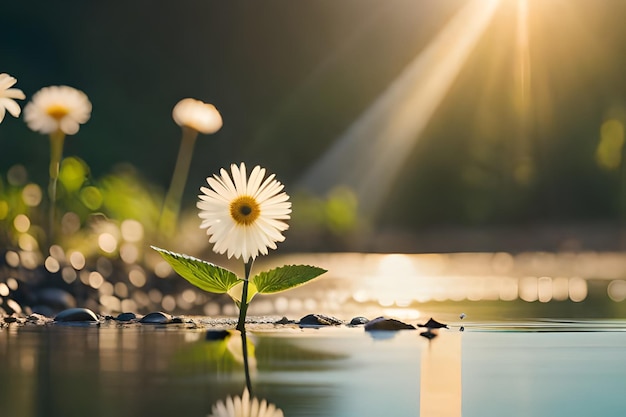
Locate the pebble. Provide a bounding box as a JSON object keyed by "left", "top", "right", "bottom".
{"left": 298, "top": 314, "right": 343, "bottom": 328}
{"left": 274, "top": 316, "right": 295, "bottom": 325}
{"left": 139, "top": 311, "right": 172, "bottom": 324}
{"left": 115, "top": 312, "right": 137, "bottom": 322}
{"left": 349, "top": 316, "right": 370, "bottom": 326}
{"left": 417, "top": 318, "right": 449, "bottom": 329}
{"left": 54, "top": 308, "right": 99, "bottom": 323}
{"left": 364, "top": 316, "right": 415, "bottom": 331}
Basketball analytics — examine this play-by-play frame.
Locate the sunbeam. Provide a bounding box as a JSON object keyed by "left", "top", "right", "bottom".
{"left": 298, "top": 0, "right": 500, "bottom": 218}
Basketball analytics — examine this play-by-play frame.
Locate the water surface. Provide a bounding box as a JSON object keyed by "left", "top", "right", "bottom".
{"left": 1, "top": 321, "right": 625, "bottom": 417}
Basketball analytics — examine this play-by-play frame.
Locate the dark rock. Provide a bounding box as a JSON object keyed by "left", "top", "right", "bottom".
{"left": 299, "top": 314, "right": 343, "bottom": 328}
{"left": 170, "top": 317, "right": 185, "bottom": 324}
{"left": 139, "top": 311, "right": 172, "bottom": 324}
{"left": 275, "top": 316, "right": 294, "bottom": 325}
{"left": 115, "top": 312, "right": 137, "bottom": 322}
{"left": 206, "top": 329, "right": 231, "bottom": 340}
{"left": 4, "top": 315, "right": 18, "bottom": 323}
{"left": 27, "top": 313, "right": 48, "bottom": 324}
{"left": 364, "top": 316, "right": 415, "bottom": 331}
{"left": 54, "top": 308, "right": 99, "bottom": 323}
{"left": 349, "top": 316, "right": 369, "bottom": 326}
{"left": 417, "top": 318, "right": 448, "bottom": 329}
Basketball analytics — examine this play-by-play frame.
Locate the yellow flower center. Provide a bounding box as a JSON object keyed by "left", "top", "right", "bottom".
{"left": 229, "top": 196, "right": 260, "bottom": 225}
{"left": 46, "top": 104, "right": 70, "bottom": 120}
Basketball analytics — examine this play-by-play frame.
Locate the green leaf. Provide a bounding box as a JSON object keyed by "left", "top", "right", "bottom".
{"left": 252, "top": 265, "right": 327, "bottom": 294}
{"left": 227, "top": 281, "right": 259, "bottom": 305}
{"left": 151, "top": 246, "right": 241, "bottom": 294}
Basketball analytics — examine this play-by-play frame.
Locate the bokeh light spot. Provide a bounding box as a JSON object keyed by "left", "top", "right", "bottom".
{"left": 120, "top": 243, "right": 139, "bottom": 264}
{"left": 13, "top": 214, "right": 30, "bottom": 233}
{"left": 62, "top": 267, "right": 77, "bottom": 284}
{"left": 59, "top": 157, "right": 87, "bottom": 192}
{"left": 89, "top": 271, "right": 104, "bottom": 289}
{"left": 161, "top": 295, "right": 176, "bottom": 311}
{"left": 128, "top": 269, "right": 146, "bottom": 288}
{"left": 6, "top": 251, "right": 20, "bottom": 267}
{"left": 69, "top": 251, "right": 86, "bottom": 270}
{"left": 0, "top": 201, "right": 8, "bottom": 220}
{"left": 22, "top": 184, "right": 43, "bottom": 207}
{"left": 608, "top": 279, "right": 626, "bottom": 302}
{"left": 7, "top": 165, "right": 28, "bottom": 186}
{"left": 80, "top": 186, "right": 103, "bottom": 210}
{"left": 18, "top": 234, "right": 38, "bottom": 251}
{"left": 154, "top": 261, "right": 172, "bottom": 278}
{"left": 49, "top": 245, "right": 65, "bottom": 261}
{"left": 44, "top": 256, "right": 61, "bottom": 273}
{"left": 6, "top": 278, "right": 18, "bottom": 291}
{"left": 569, "top": 277, "right": 587, "bottom": 302}
{"left": 98, "top": 233, "right": 118, "bottom": 253}
{"left": 121, "top": 219, "right": 144, "bottom": 242}
{"left": 596, "top": 119, "right": 624, "bottom": 170}
{"left": 61, "top": 212, "right": 81, "bottom": 235}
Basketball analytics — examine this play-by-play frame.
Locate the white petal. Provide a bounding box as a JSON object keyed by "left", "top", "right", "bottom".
{"left": 4, "top": 88, "right": 25, "bottom": 100}
{"left": 1, "top": 98, "right": 22, "bottom": 117}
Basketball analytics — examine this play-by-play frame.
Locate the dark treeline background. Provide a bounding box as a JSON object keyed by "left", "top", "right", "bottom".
{"left": 3, "top": 0, "right": 626, "bottom": 252}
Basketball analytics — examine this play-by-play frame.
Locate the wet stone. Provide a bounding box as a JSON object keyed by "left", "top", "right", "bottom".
{"left": 417, "top": 318, "right": 448, "bottom": 330}
{"left": 364, "top": 316, "right": 415, "bottom": 331}
{"left": 27, "top": 313, "right": 49, "bottom": 325}
{"left": 299, "top": 314, "right": 343, "bottom": 328}
{"left": 4, "top": 315, "right": 18, "bottom": 324}
{"left": 139, "top": 311, "right": 172, "bottom": 324}
{"left": 115, "top": 312, "right": 137, "bottom": 322}
{"left": 349, "top": 316, "right": 370, "bottom": 326}
{"left": 274, "top": 316, "right": 295, "bottom": 325}
{"left": 54, "top": 308, "right": 99, "bottom": 323}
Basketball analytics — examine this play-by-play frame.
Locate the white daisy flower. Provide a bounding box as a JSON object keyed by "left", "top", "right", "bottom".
{"left": 208, "top": 389, "right": 284, "bottom": 417}
{"left": 172, "top": 98, "right": 222, "bottom": 134}
{"left": 197, "top": 163, "right": 291, "bottom": 263}
{"left": 23, "top": 85, "right": 92, "bottom": 135}
{"left": 0, "top": 73, "right": 25, "bottom": 123}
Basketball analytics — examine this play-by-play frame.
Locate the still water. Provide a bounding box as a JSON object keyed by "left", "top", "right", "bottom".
{"left": 1, "top": 321, "right": 626, "bottom": 417}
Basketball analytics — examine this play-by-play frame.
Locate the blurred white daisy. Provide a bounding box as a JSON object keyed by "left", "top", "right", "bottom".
{"left": 197, "top": 163, "right": 291, "bottom": 263}
{"left": 23, "top": 85, "right": 91, "bottom": 135}
{"left": 0, "top": 73, "right": 25, "bottom": 123}
{"left": 208, "top": 389, "right": 284, "bottom": 417}
{"left": 172, "top": 98, "right": 222, "bottom": 134}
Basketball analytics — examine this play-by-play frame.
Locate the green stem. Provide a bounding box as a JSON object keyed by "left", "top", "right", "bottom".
{"left": 48, "top": 130, "right": 65, "bottom": 242}
{"left": 236, "top": 259, "right": 254, "bottom": 331}
{"left": 159, "top": 126, "right": 199, "bottom": 237}
{"left": 240, "top": 329, "right": 253, "bottom": 394}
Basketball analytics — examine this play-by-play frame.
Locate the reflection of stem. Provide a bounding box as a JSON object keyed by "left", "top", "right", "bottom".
{"left": 236, "top": 260, "right": 254, "bottom": 331}
{"left": 618, "top": 141, "right": 626, "bottom": 250}
{"left": 48, "top": 130, "right": 65, "bottom": 243}
{"left": 159, "top": 126, "right": 199, "bottom": 237}
{"left": 240, "top": 329, "right": 253, "bottom": 394}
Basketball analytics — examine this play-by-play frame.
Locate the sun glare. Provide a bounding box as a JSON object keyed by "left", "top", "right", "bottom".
{"left": 299, "top": 0, "right": 500, "bottom": 218}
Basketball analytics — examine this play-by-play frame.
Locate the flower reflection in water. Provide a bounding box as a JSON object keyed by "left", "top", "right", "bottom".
{"left": 206, "top": 329, "right": 284, "bottom": 417}
{"left": 207, "top": 388, "right": 284, "bottom": 417}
